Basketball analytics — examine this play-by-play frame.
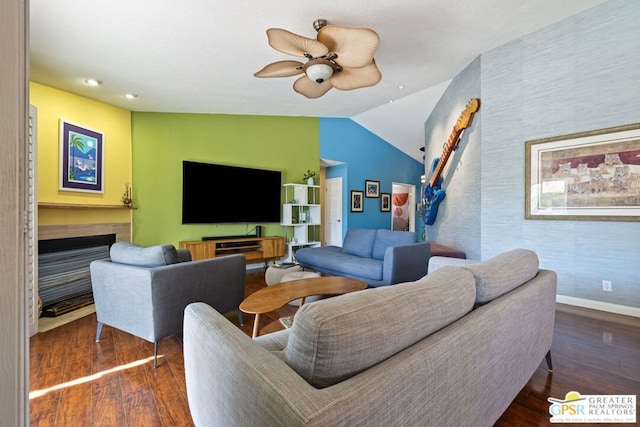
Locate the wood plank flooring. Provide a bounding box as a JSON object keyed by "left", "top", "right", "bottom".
{"left": 30, "top": 269, "right": 639, "bottom": 426}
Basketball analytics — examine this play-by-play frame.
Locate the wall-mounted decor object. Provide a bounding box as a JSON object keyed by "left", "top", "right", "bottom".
{"left": 351, "top": 190, "right": 364, "bottom": 212}
{"left": 423, "top": 98, "right": 480, "bottom": 225}
{"left": 380, "top": 193, "right": 391, "bottom": 212}
{"left": 365, "top": 180, "right": 380, "bottom": 198}
{"left": 59, "top": 120, "right": 104, "bottom": 193}
{"left": 121, "top": 183, "right": 133, "bottom": 207}
{"left": 525, "top": 123, "right": 640, "bottom": 221}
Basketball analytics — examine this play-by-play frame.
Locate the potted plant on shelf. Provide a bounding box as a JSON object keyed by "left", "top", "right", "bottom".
{"left": 303, "top": 170, "right": 317, "bottom": 185}
{"left": 121, "top": 183, "right": 133, "bottom": 208}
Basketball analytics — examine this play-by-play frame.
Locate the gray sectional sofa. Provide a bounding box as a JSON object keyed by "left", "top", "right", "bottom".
{"left": 294, "top": 228, "right": 431, "bottom": 287}
{"left": 183, "top": 248, "right": 557, "bottom": 426}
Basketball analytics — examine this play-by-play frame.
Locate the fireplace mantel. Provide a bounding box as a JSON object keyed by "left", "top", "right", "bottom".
{"left": 39, "top": 202, "right": 135, "bottom": 210}
{"left": 39, "top": 222, "right": 131, "bottom": 243}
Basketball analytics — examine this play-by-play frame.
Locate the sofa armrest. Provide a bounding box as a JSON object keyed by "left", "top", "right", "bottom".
{"left": 90, "top": 260, "right": 157, "bottom": 340}
{"left": 184, "top": 303, "right": 323, "bottom": 426}
{"left": 382, "top": 242, "right": 431, "bottom": 285}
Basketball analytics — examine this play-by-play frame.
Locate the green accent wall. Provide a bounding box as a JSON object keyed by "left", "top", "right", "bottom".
{"left": 131, "top": 113, "right": 319, "bottom": 246}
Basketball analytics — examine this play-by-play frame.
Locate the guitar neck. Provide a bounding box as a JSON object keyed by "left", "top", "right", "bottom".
{"left": 429, "top": 128, "right": 463, "bottom": 188}
{"left": 426, "top": 98, "right": 480, "bottom": 189}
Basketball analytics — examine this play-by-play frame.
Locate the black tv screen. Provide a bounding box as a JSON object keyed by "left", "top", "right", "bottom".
{"left": 182, "top": 161, "right": 282, "bottom": 224}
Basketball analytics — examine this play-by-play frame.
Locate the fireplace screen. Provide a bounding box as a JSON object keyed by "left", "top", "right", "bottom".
{"left": 38, "top": 234, "right": 115, "bottom": 316}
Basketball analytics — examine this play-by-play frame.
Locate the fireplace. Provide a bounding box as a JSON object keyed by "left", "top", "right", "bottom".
{"left": 36, "top": 222, "right": 131, "bottom": 315}
{"left": 38, "top": 234, "right": 116, "bottom": 316}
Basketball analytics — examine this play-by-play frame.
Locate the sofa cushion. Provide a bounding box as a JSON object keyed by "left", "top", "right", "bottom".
{"left": 284, "top": 266, "right": 476, "bottom": 388}
{"left": 253, "top": 329, "right": 289, "bottom": 362}
{"left": 177, "top": 248, "right": 192, "bottom": 262}
{"left": 462, "top": 248, "right": 539, "bottom": 304}
{"left": 109, "top": 242, "right": 181, "bottom": 267}
{"left": 371, "top": 229, "right": 417, "bottom": 260}
{"left": 296, "top": 246, "right": 384, "bottom": 281}
{"left": 341, "top": 228, "right": 376, "bottom": 258}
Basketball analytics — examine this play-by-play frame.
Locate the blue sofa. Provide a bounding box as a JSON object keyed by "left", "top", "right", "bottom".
{"left": 294, "top": 228, "right": 431, "bottom": 287}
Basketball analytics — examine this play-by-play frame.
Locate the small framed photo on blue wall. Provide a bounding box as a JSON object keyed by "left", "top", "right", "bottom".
{"left": 380, "top": 193, "right": 391, "bottom": 212}
{"left": 365, "top": 180, "right": 380, "bottom": 198}
{"left": 351, "top": 190, "right": 364, "bottom": 212}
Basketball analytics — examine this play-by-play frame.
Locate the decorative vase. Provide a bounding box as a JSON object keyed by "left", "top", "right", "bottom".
{"left": 307, "top": 177, "right": 314, "bottom": 185}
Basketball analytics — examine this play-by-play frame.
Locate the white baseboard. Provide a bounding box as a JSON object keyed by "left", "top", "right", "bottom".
{"left": 556, "top": 295, "right": 640, "bottom": 318}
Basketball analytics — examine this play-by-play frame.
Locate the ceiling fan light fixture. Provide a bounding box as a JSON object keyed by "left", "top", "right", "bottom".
{"left": 312, "top": 19, "right": 328, "bottom": 32}
{"left": 256, "top": 20, "right": 381, "bottom": 97}
{"left": 303, "top": 58, "right": 335, "bottom": 83}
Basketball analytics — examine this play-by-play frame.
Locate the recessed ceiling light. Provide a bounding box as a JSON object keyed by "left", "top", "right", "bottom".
{"left": 397, "top": 84, "right": 404, "bottom": 90}
{"left": 84, "top": 78, "right": 102, "bottom": 86}
{"left": 125, "top": 93, "right": 138, "bottom": 100}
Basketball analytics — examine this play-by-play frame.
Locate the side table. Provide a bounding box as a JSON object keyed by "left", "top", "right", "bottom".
{"left": 265, "top": 264, "right": 303, "bottom": 286}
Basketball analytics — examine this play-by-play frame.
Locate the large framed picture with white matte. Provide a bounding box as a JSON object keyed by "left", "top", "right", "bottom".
{"left": 525, "top": 123, "right": 640, "bottom": 221}
{"left": 59, "top": 120, "right": 104, "bottom": 193}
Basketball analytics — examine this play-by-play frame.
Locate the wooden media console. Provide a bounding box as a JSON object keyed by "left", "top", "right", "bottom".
{"left": 179, "top": 236, "right": 285, "bottom": 263}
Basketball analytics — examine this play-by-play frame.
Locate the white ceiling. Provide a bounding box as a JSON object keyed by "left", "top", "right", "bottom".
{"left": 29, "top": 0, "right": 607, "bottom": 162}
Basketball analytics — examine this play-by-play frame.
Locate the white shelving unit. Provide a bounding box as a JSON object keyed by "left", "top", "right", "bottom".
{"left": 281, "top": 183, "right": 321, "bottom": 262}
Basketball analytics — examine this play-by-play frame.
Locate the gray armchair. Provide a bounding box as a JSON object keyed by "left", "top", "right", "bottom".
{"left": 90, "top": 242, "right": 246, "bottom": 368}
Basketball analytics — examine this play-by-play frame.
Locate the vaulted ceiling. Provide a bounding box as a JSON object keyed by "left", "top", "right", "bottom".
{"left": 30, "top": 0, "right": 607, "bottom": 161}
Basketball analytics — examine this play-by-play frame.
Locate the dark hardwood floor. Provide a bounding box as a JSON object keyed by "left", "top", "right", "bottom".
{"left": 30, "top": 269, "right": 640, "bottom": 426}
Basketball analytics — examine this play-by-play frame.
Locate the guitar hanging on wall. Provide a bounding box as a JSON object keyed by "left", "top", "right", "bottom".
{"left": 423, "top": 98, "right": 480, "bottom": 225}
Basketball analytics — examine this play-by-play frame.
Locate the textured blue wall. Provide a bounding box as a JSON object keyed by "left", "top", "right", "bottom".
{"left": 427, "top": 0, "right": 640, "bottom": 309}
{"left": 320, "top": 118, "right": 424, "bottom": 236}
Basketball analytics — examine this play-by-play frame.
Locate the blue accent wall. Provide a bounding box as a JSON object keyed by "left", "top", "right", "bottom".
{"left": 320, "top": 118, "right": 424, "bottom": 237}
{"left": 425, "top": 0, "right": 640, "bottom": 310}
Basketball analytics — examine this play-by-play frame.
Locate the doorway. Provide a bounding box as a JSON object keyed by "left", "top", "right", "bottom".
{"left": 324, "top": 177, "right": 343, "bottom": 246}
{"left": 391, "top": 183, "right": 415, "bottom": 232}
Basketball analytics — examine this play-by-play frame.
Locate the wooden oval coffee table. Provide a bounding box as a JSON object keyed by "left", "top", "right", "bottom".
{"left": 240, "top": 275, "right": 367, "bottom": 338}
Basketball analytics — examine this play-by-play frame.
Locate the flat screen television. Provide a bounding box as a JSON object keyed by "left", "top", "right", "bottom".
{"left": 182, "top": 160, "right": 282, "bottom": 224}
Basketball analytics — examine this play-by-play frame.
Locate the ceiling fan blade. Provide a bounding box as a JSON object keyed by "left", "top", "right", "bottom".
{"left": 317, "top": 25, "right": 380, "bottom": 68}
{"left": 330, "top": 60, "right": 382, "bottom": 90}
{"left": 266, "top": 28, "right": 329, "bottom": 58}
{"left": 293, "top": 75, "right": 333, "bottom": 99}
{"left": 254, "top": 60, "right": 304, "bottom": 78}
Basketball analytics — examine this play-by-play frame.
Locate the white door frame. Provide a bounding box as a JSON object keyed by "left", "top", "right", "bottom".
{"left": 324, "top": 177, "right": 343, "bottom": 246}
{"left": 1, "top": 0, "right": 29, "bottom": 423}
{"left": 391, "top": 182, "right": 416, "bottom": 232}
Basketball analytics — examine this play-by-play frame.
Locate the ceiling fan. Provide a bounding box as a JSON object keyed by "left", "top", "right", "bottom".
{"left": 254, "top": 19, "right": 382, "bottom": 99}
